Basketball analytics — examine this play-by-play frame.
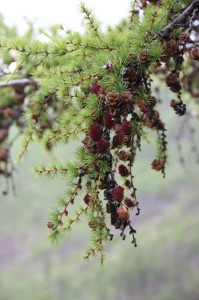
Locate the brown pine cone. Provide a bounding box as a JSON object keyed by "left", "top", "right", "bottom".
{"left": 166, "top": 72, "right": 181, "bottom": 92}
{"left": 139, "top": 51, "right": 151, "bottom": 65}
{"left": 170, "top": 100, "right": 186, "bottom": 116}
{"left": 165, "top": 38, "right": 179, "bottom": 57}
{"left": 47, "top": 221, "right": 54, "bottom": 229}
{"left": 82, "top": 136, "right": 96, "bottom": 152}
{"left": 143, "top": 114, "right": 151, "bottom": 128}
{"left": 124, "top": 198, "right": 134, "bottom": 208}
{"left": 151, "top": 159, "right": 164, "bottom": 171}
{"left": 105, "top": 92, "right": 120, "bottom": 107}
{"left": 0, "top": 148, "right": 8, "bottom": 162}
{"left": 143, "top": 110, "right": 164, "bottom": 130}
{"left": 117, "top": 206, "right": 129, "bottom": 220}
{"left": 179, "top": 33, "right": 189, "bottom": 43}
{"left": 190, "top": 48, "right": 199, "bottom": 61}
{"left": 123, "top": 65, "right": 142, "bottom": 89}
{"left": 137, "top": 99, "right": 148, "bottom": 113}
{"left": 118, "top": 150, "right": 130, "bottom": 161}
{"left": 166, "top": 72, "right": 178, "bottom": 86}
{"left": 121, "top": 91, "right": 132, "bottom": 103}
{"left": 0, "top": 129, "right": 8, "bottom": 142}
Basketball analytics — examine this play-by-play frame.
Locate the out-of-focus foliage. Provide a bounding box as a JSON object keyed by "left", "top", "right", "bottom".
{"left": 0, "top": 120, "right": 199, "bottom": 299}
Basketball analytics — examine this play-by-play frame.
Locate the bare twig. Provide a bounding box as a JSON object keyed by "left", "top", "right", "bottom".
{"left": 159, "top": 0, "right": 199, "bottom": 38}
{"left": 0, "top": 78, "right": 40, "bottom": 89}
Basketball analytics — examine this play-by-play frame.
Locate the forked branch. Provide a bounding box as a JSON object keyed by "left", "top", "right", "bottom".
{"left": 159, "top": 0, "right": 199, "bottom": 38}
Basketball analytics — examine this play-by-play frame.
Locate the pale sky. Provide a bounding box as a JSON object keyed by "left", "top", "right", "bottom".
{"left": 1, "top": 0, "right": 131, "bottom": 33}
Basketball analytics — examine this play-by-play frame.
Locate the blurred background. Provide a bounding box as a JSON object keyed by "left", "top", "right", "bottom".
{"left": 0, "top": 1, "right": 199, "bottom": 300}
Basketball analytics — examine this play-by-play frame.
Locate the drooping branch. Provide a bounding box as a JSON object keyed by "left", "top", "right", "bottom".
{"left": 0, "top": 78, "right": 40, "bottom": 89}
{"left": 159, "top": 0, "right": 199, "bottom": 38}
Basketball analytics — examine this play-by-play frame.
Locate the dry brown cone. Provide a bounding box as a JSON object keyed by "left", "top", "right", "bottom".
{"left": 166, "top": 72, "right": 178, "bottom": 86}
{"left": 143, "top": 110, "right": 164, "bottom": 130}
{"left": 143, "top": 114, "right": 154, "bottom": 128}
{"left": 105, "top": 92, "right": 120, "bottom": 107}
{"left": 137, "top": 99, "right": 148, "bottom": 113}
{"left": 123, "top": 66, "right": 142, "bottom": 89}
{"left": 82, "top": 136, "right": 96, "bottom": 152}
{"left": 190, "top": 48, "right": 199, "bottom": 61}
{"left": 124, "top": 198, "right": 134, "bottom": 208}
{"left": 170, "top": 99, "right": 178, "bottom": 108}
{"left": 118, "top": 150, "right": 130, "bottom": 161}
{"left": 151, "top": 158, "right": 164, "bottom": 171}
{"left": 117, "top": 206, "right": 129, "bottom": 220}
{"left": 139, "top": 51, "right": 151, "bottom": 65}
{"left": 0, "top": 148, "right": 8, "bottom": 162}
{"left": 165, "top": 38, "right": 179, "bottom": 57}
{"left": 121, "top": 91, "right": 132, "bottom": 103}
{"left": 179, "top": 33, "right": 189, "bottom": 43}
{"left": 0, "top": 129, "right": 8, "bottom": 142}
{"left": 47, "top": 221, "right": 54, "bottom": 229}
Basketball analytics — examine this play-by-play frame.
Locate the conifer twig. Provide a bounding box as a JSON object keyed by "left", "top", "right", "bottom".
{"left": 80, "top": 3, "right": 100, "bottom": 38}
{"left": 129, "top": 0, "right": 138, "bottom": 21}
{"left": 159, "top": 0, "right": 199, "bottom": 38}
{"left": 66, "top": 41, "right": 115, "bottom": 51}
{"left": 35, "top": 167, "right": 68, "bottom": 174}
{"left": 0, "top": 78, "right": 40, "bottom": 89}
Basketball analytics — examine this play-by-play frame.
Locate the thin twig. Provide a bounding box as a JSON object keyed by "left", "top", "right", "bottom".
{"left": 159, "top": 0, "right": 199, "bottom": 38}
{"left": 0, "top": 78, "right": 40, "bottom": 89}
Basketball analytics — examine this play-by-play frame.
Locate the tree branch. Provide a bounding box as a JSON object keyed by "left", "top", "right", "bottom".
{"left": 0, "top": 78, "right": 40, "bottom": 89}
{"left": 159, "top": 0, "right": 199, "bottom": 38}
